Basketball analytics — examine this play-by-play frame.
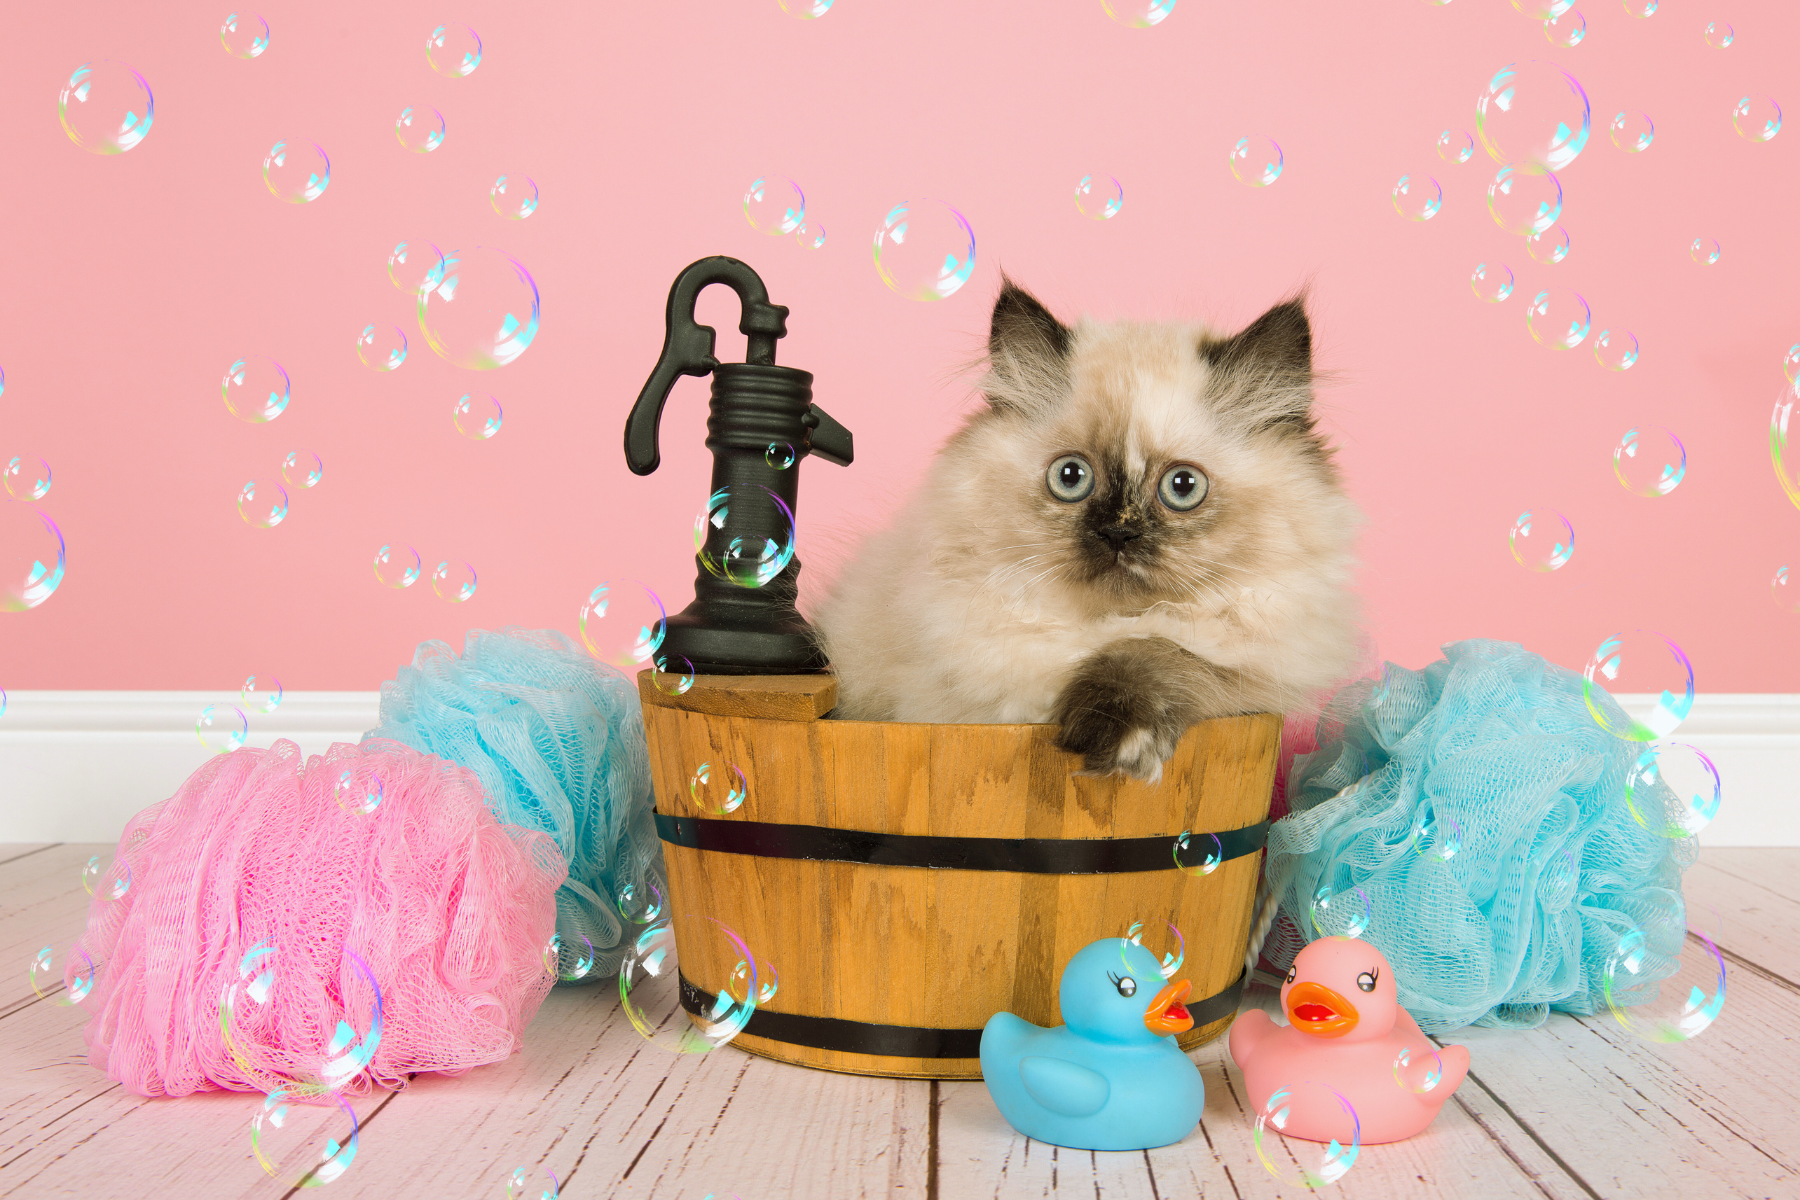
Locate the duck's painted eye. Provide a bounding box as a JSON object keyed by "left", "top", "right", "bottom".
{"left": 1047, "top": 454, "right": 1095, "bottom": 502}
{"left": 1108, "top": 971, "right": 1138, "bottom": 998}
{"left": 1285, "top": 965, "right": 1297, "bottom": 986}
{"left": 1357, "top": 969, "right": 1378, "bottom": 993}
{"left": 1157, "top": 464, "right": 1208, "bottom": 511}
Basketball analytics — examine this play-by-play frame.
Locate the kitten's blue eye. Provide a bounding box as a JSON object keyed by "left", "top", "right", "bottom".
{"left": 1047, "top": 454, "right": 1095, "bottom": 502}
{"left": 1158, "top": 464, "right": 1208, "bottom": 511}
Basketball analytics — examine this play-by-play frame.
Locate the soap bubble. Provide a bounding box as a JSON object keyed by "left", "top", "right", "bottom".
{"left": 263, "top": 140, "right": 330, "bottom": 203}
{"left": 1527, "top": 224, "right": 1570, "bottom": 265}
{"left": 543, "top": 933, "right": 596, "bottom": 983}
{"left": 766, "top": 443, "right": 796, "bottom": 469}
{"left": 1408, "top": 809, "right": 1463, "bottom": 862}
{"left": 1393, "top": 1045, "right": 1448, "bottom": 1094}
{"left": 506, "top": 1166, "right": 561, "bottom": 1200}
{"left": 1732, "top": 97, "right": 1782, "bottom": 142}
{"left": 419, "top": 248, "right": 541, "bottom": 369}
{"left": 426, "top": 24, "right": 482, "bottom": 76}
{"left": 1508, "top": 509, "right": 1574, "bottom": 571}
{"left": 694, "top": 487, "right": 797, "bottom": 588}
{"left": 3, "top": 455, "right": 51, "bottom": 502}
{"left": 1309, "top": 881, "right": 1371, "bottom": 939}
{"left": 354, "top": 323, "right": 408, "bottom": 371}
{"left": 1544, "top": 8, "right": 1586, "bottom": 47}
{"left": 250, "top": 1089, "right": 360, "bottom": 1186}
{"left": 1510, "top": 0, "right": 1573, "bottom": 17}
{"left": 1592, "top": 329, "right": 1639, "bottom": 371}
{"left": 744, "top": 177, "right": 805, "bottom": 236}
{"left": 58, "top": 61, "right": 155, "bottom": 154}
{"left": 1074, "top": 174, "right": 1125, "bottom": 217}
{"left": 335, "top": 767, "right": 383, "bottom": 815}
{"left": 803, "top": 225, "right": 827, "bottom": 249}
{"left": 1390, "top": 174, "right": 1442, "bottom": 221}
{"left": 618, "top": 881, "right": 666, "bottom": 925}
{"left": 1103, "top": 0, "right": 1178, "bottom": 26}
{"left": 395, "top": 106, "right": 446, "bottom": 153}
{"left": 1773, "top": 387, "right": 1800, "bottom": 509}
{"left": 578, "top": 581, "right": 667, "bottom": 669}
{"left": 221, "top": 12, "right": 271, "bottom": 57}
{"left": 197, "top": 704, "right": 249, "bottom": 754}
{"left": 1253, "top": 1081, "right": 1361, "bottom": 1189}
{"left": 1783, "top": 344, "right": 1800, "bottom": 383}
{"left": 872, "top": 199, "right": 977, "bottom": 301}
{"left": 1603, "top": 918, "right": 1725, "bottom": 1043}
{"left": 1625, "top": 743, "right": 1721, "bottom": 838}
{"left": 620, "top": 918, "right": 759, "bottom": 1054}
{"left": 1487, "top": 165, "right": 1563, "bottom": 235}
{"left": 281, "top": 451, "right": 323, "bottom": 489}
{"left": 1612, "top": 426, "right": 1686, "bottom": 496}
{"left": 237, "top": 480, "right": 289, "bottom": 529}
{"left": 241, "top": 675, "right": 284, "bottom": 714}
{"left": 431, "top": 560, "right": 478, "bottom": 603}
{"left": 1123, "top": 919, "right": 1185, "bottom": 979}
{"left": 1476, "top": 60, "right": 1591, "bottom": 173}
{"left": 387, "top": 239, "right": 443, "bottom": 292}
{"left": 223, "top": 943, "right": 384, "bottom": 1095}
{"left": 1776, "top": 565, "right": 1799, "bottom": 613}
{"left": 1436, "top": 130, "right": 1474, "bottom": 163}
{"left": 490, "top": 175, "right": 539, "bottom": 220}
{"left": 1689, "top": 237, "right": 1722, "bottom": 266}
{"left": 651, "top": 656, "right": 696, "bottom": 696}
{"left": 1609, "top": 111, "right": 1654, "bottom": 152}
{"left": 1470, "top": 262, "right": 1515, "bottom": 302}
{"left": 0, "top": 503, "right": 67, "bottom": 611}
{"left": 221, "top": 356, "right": 291, "bottom": 422}
{"left": 689, "top": 762, "right": 748, "bottom": 815}
{"left": 1703, "top": 21, "right": 1733, "bottom": 49}
{"left": 453, "top": 393, "right": 504, "bottom": 439}
{"left": 81, "top": 854, "right": 132, "bottom": 901}
{"left": 1582, "top": 630, "right": 1694, "bottom": 741}
{"left": 372, "top": 543, "right": 421, "bottom": 589}
{"left": 1173, "top": 830, "right": 1223, "bottom": 876}
{"left": 778, "top": 0, "right": 834, "bottom": 17}
{"left": 29, "top": 945, "right": 97, "bottom": 1006}
{"left": 1621, "top": 0, "right": 1656, "bottom": 15}
{"left": 1227, "top": 138, "right": 1283, "bottom": 187}
{"left": 1525, "top": 287, "right": 1590, "bottom": 348}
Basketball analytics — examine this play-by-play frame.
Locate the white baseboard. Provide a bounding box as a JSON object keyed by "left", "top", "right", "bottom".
{"left": 1, "top": 692, "right": 1796, "bottom": 845}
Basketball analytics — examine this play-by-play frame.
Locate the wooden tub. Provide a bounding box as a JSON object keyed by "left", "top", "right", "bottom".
{"left": 638, "top": 671, "right": 1279, "bottom": 1080}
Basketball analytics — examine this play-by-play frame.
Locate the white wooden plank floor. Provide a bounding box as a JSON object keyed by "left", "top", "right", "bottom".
{"left": 2, "top": 845, "right": 1795, "bottom": 1200}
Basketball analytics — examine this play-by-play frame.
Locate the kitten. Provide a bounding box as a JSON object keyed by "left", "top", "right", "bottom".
{"left": 809, "top": 280, "right": 1363, "bottom": 782}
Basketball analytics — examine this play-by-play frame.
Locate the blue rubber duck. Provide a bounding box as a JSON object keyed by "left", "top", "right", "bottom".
{"left": 980, "top": 937, "right": 1204, "bottom": 1151}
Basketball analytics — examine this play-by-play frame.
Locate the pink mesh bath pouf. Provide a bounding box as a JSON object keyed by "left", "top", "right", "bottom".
{"left": 69, "top": 737, "right": 567, "bottom": 1099}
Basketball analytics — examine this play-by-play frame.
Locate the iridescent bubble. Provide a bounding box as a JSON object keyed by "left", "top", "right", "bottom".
{"left": 506, "top": 1166, "right": 561, "bottom": 1200}
{"left": 1436, "top": 130, "right": 1474, "bottom": 164}
{"left": 1582, "top": 630, "right": 1694, "bottom": 741}
{"left": 620, "top": 918, "right": 759, "bottom": 1054}
{"left": 197, "top": 704, "right": 249, "bottom": 754}
{"left": 1609, "top": 111, "right": 1654, "bottom": 152}
{"left": 237, "top": 480, "right": 289, "bottom": 528}
{"left": 1527, "top": 224, "right": 1570, "bottom": 264}
{"left": 765, "top": 443, "right": 798, "bottom": 470}
{"left": 354, "top": 323, "right": 408, "bottom": 371}
{"left": 1470, "top": 262, "right": 1516, "bottom": 302}
{"left": 250, "top": 1089, "right": 360, "bottom": 1186}
{"left": 241, "top": 674, "right": 284, "bottom": 714}
{"left": 872, "top": 199, "right": 977, "bottom": 301}
{"left": 220, "top": 12, "right": 271, "bottom": 58}
{"left": 81, "top": 855, "right": 101, "bottom": 893}
{"left": 1621, "top": 0, "right": 1656, "bottom": 15}
{"left": 1510, "top": 0, "right": 1573, "bottom": 17}
{"left": 1544, "top": 8, "right": 1586, "bottom": 46}
{"left": 1074, "top": 173, "right": 1125, "bottom": 217}
{"left": 453, "top": 393, "right": 504, "bottom": 439}
{"left": 1613, "top": 426, "right": 1687, "bottom": 496}
{"left": 1253, "top": 1081, "right": 1361, "bottom": 1189}
{"left": 281, "top": 450, "right": 323, "bottom": 489}
{"left": 1783, "top": 344, "right": 1800, "bottom": 383}
{"left": 1123, "top": 919, "right": 1185, "bottom": 979}
{"left": 263, "top": 140, "right": 330, "bottom": 203}
{"left": 804, "top": 225, "right": 827, "bottom": 249}
{"left": 543, "top": 933, "right": 596, "bottom": 983}
{"left": 1525, "top": 287, "right": 1590, "bottom": 348}
{"left": 1732, "top": 97, "right": 1782, "bottom": 142}
{"left": 58, "top": 61, "right": 155, "bottom": 154}
{"left": 1773, "top": 386, "right": 1800, "bottom": 509}
{"left": 490, "top": 175, "right": 539, "bottom": 220}
{"left": 1592, "top": 329, "right": 1640, "bottom": 371}
{"left": 0, "top": 686, "right": 6, "bottom": 717}
{"left": 1408, "top": 809, "right": 1463, "bottom": 861}
{"left": 778, "top": 0, "right": 834, "bottom": 16}
{"left": 223, "top": 943, "right": 384, "bottom": 1095}
{"left": 1773, "top": 565, "right": 1799, "bottom": 613}
{"left": 81, "top": 855, "right": 130, "bottom": 901}
{"left": 335, "top": 767, "right": 383, "bottom": 815}
{"left": 1508, "top": 509, "right": 1575, "bottom": 571}
{"left": 387, "top": 239, "right": 443, "bottom": 292}
{"left": 221, "top": 355, "right": 291, "bottom": 422}
{"left": 1690, "top": 237, "right": 1722, "bottom": 265}
{"left": 1393, "top": 1045, "right": 1448, "bottom": 1094}
{"left": 1173, "top": 831, "right": 1223, "bottom": 876}
{"left": 1703, "top": 21, "right": 1734, "bottom": 48}
{"left": 395, "top": 106, "right": 446, "bottom": 153}
{"left": 690, "top": 761, "right": 749, "bottom": 815}
{"left": 1390, "top": 174, "right": 1442, "bottom": 221}
{"left": 693, "top": 487, "right": 797, "bottom": 587}
{"left": 1603, "top": 918, "right": 1725, "bottom": 1043}
{"left": 617, "top": 881, "right": 666, "bottom": 925}
{"left": 373, "top": 543, "right": 422, "bottom": 589}
{"left": 431, "top": 560, "right": 478, "bottom": 603}
{"left": 744, "top": 177, "right": 806, "bottom": 236}
{"left": 2, "top": 455, "right": 51, "bottom": 502}
{"left": 418, "top": 248, "right": 541, "bottom": 369}
{"left": 1476, "top": 60, "right": 1591, "bottom": 173}
{"left": 29, "top": 944, "right": 97, "bottom": 1006}
{"left": 1625, "top": 743, "right": 1721, "bottom": 838}
{"left": 1102, "top": 0, "right": 1178, "bottom": 26}
{"left": 1227, "top": 138, "right": 1283, "bottom": 187}
{"left": 1487, "top": 165, "right": 1563, "bottom": 235}
{"left": 426, "top": 24, "right": 482, "bottom": 77}
{"left": 651, "top": 656, "right": 696, "bottom": 696}
{"left": 0, "top": 503, "right": 67, "bottom": 611}
{"left": 578, "top": 581, "right": 667, "bottom": 669}
{"left": 1309, "top": 881, "right": 1371, "bottom": 939}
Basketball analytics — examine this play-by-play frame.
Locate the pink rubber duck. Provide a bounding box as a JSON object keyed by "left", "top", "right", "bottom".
{"left": 1228, "top": 937, "right": 1469, "bottom": 1145}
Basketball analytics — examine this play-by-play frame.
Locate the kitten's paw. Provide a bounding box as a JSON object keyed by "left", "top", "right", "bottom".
{"left": 1051, "top": 686, "right": 1184, "bottom": 784}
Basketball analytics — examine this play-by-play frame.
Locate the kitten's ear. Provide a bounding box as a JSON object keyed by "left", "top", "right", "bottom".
{"left": 984, "top": 278, "right": 1073, "bottom": 409}
{"left": 1199, "top": 297, "right": 1315, "bottom": 429}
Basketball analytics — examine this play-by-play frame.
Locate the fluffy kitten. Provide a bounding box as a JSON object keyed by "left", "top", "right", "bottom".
{"left": 809, "top": 281, "right": 1362, "bottom": 782}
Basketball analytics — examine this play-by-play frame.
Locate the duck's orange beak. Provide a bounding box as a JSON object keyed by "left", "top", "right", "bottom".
{"left": 1286, "top": 980, "right": 1359, "bottom": 1038}
{"left": 1144, "top": 979, "right": 1194, "bottom": 1036}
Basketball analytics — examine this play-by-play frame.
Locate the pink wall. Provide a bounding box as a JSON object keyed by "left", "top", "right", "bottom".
{"left": 1, "top": 0, "right": 1795, "bottom": 695}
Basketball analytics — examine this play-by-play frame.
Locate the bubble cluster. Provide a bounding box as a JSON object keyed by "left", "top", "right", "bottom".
{"left": 419, "top": 248, "right": 541, "bottom": 369}
{"left": 1609, "top": 111, "right": 1654, "bottom": 152}
{"left": 58, "top": 61, "right": 155, "bottom": 154}
{"left": 491, "top": 175, "right": 539, "bottom": 220}
{"left": 1470, "top": 262, "right": 1516, "bottom": 302}
{"left": 237, "top": 480, "right": 289, "bottom": 528}
{"left": 426, "top": 24, "right": 482, "bottom": 77}
{"left": 1074, "top": 174, "right": 1124, "bottom": 218}
{"left": 430, "top": 560, "right": 478, "bottom": 603}
{"left": 1253, "top": 1081, "right": 1361, "bottom": 1189}
{"left": 196, "top": 704, "right": 249, "bottom": 754}
{"left": 744, "top": 177, "right": 806, "bottom": 236}
{"left": 1227, "top": 138, "right": 1283, "bottom": 187}
{"left": 1603, "top": 919, "right": 1726, "bottom": 1044}
{"left": 395, "top": 106, "right": 447, "bottom": 153}
{"left": 578, "top": 581, "right": 667, "bottom": 669}
{"left": 620, "top": 918, "right": 759, "bottom": 1054}
{"left": 1173, "top": 830, "right": 1223, "bottom": 875}
{"left": 1390, "top": 174, "right": 1442, "bottom": 221}
{"left": 1476, "top": 60, "right": 1591, "bottom": 173}
{"left": 1525, "top": 287, "right": 1590, "bottom": 348}
{"left": 1731, "top": 97, "right": 1782, "bottom": 143}
{"left": 690, "top": 761, "right": 749, "bottom": 815}
{"left": 1487, "top": 166, "right": 1563, "bottom": 235}
{"left": 355, "top": 323, "right": 408, "bottom": 371}
{"left": 1309, "top": 881, "right": 1371, "bottom": 939}
{"left": 0, "top": 503, "right": 67, "bottom": 611}
{"left": 1624, "top": 743, "right": 1721, "bottom": 838}
{"left": 387, "top": 239, "right": 443, "bottom": 292}
{"left": 1102, "top": 0, "right": 1178, "bottom": 27}
{"left": 694, "top": 487, "right": 797, "bottom": 587}
{"left": 222, "top": 356, "right": 291, "bottom": 423}
{"left": 281, "top": 451, "right": 323, "bottom": 489}
{"left": 1703, "top": 21, "right": 1734, "bottom": 49}
{"left": 1582, "top": 630, "right": 1694, "bottom": 741}
{"left": 1509, "top": 509, "right": 1575, "bottom": 571}
{"left": 1592, "top": 329, "right": 1639, "bottom": 371}
{"left": 453, "top": 393, "right": 504, "bottom": 439}
{"left": 263, "top": 140, "right": 330, "bottom": 204}
{"left": 373, "top": 543, "right": 422, "bottom": 589}
{"left": 3, "top": 455, "right": 51, "bottom": 502}
{"left": 872, "top": 200, "right": 977, "bottom": 301}
{"left": 1612, "top": 426, "right": 1686, "bottom": 497}
{"left": 1527, "top": 224, "right": 1570, "bottom": 265}
{"left": 241, "top": 675, "right": 284, "bottom": 715}
{"left": 1436, "top": 130, "right": 1474, "bottom": 164}
{"left": 1690, "top": 238, "right": 1721, "bottom": 266}
{"left": 221, "top": 13, "right": 271, "bottom": 58}
{"left": 1544, "top": 9, "right": 1586, "bottom": 47}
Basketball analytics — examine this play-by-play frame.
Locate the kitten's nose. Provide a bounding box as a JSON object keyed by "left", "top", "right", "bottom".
{"left": 1097, "top": 525, "right": 1141, "bottom": 551}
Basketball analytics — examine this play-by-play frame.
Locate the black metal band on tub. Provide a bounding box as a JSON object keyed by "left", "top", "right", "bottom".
{"left": 653, "top": 812, "right": 1268, "bottom": 874}
{"left": 678, "top": 968, "right": 1249, "bottom": 1059}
